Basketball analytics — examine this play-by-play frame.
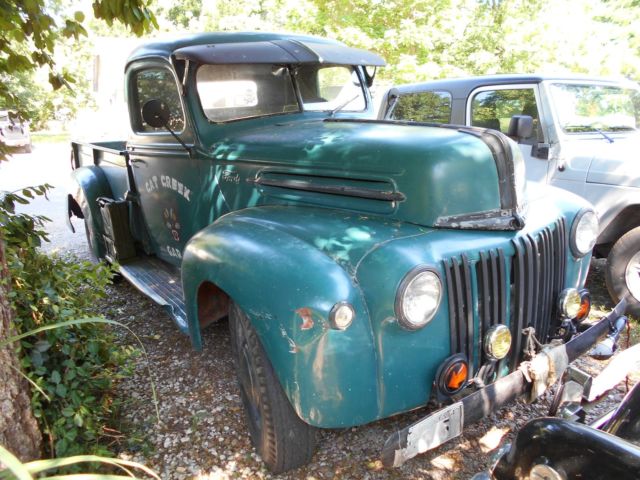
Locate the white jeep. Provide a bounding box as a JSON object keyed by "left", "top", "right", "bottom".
{"left": 380, "top": 74, "right": 640, "bottom": 315}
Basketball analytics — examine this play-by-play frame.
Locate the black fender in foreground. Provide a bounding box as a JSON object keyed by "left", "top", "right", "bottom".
{"left": 492, "top": 415, "right": 640, "bottom": 479}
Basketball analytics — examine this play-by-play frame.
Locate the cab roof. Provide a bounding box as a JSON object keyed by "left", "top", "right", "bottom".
{"left": 392, "top": 74, "right": 639, "bottom": 99}
{"left": 126, "top": 32, "right": 385, "bottom": 69}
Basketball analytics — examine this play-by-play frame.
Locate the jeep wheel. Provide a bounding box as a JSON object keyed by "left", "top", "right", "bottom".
{"left": 229, "top": 302, "right": 317, "bottom": 473}
{"left": 606, "top": 226, "right": 640, "bottom": 317}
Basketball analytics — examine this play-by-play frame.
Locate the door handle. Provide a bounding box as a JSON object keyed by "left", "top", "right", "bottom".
{"left": 130, "top": 158, "right": 146, "bottom": 165}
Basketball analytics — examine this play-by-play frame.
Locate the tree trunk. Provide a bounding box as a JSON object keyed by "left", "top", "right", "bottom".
{"left": 0, "top": 239, "right": 41, "bottom": 461}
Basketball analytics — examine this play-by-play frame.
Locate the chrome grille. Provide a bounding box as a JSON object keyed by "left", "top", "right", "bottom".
{"left": 443, "top": 218, "right": 567, "bottom": 373}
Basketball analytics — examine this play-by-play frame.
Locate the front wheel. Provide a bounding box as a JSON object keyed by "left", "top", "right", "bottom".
{"left": 229, "top": 302, "right": 317, "bottom": 473}
{"left": 606, "top": 226, "right": 640, "bottom": 317}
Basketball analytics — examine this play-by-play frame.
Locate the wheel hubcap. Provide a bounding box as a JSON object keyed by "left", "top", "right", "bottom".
{"left": 625, "top": 251, "right": 640, "bottom": 302}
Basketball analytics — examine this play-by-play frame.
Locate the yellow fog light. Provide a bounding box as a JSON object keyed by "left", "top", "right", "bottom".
{"left": 558, "top": 288, "right": 581, "bottom": 319}
{"left": 484, "top": 325, "right": 512, "bottom": 360}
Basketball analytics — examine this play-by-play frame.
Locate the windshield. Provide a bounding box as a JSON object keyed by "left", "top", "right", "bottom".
{"left": 549, "top": 83, "right": 640, "bottom": 133}
{"left": 196, "top": 64, "right": 300, "bottom": 122}
{"left": 296, "top": 65, "right": 366, "bottom": 112}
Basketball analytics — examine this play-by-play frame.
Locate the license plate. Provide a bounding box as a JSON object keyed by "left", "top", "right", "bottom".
{"left": 404, "top": 402, "right": 464, "bottom": 458}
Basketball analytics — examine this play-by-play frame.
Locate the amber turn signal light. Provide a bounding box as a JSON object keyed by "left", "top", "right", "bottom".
{"left": 446, "top": 363, "right": 468, "bottom": 391}
{"left": 435, "top": 354, "right": 469, "bottom": 397}
{"left": 575, "top": 289, "right": 591, "bottom": 322}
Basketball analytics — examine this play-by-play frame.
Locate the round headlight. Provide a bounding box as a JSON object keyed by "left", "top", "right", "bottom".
{"left": 484, "top": 324, "right": 512, "bottom": 360}
{"left": 570, "top": 209, "right": 599, "bottom": 257}
{"left": 395, "top": 267, "right": 442, "bottom": 330}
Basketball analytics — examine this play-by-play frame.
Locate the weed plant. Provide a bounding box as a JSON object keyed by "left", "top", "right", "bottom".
{"left": 0, "top": 186, "right": 135, "bottom": 458}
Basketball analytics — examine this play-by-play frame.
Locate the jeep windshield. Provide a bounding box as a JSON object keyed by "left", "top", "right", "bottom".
{"left": 549, "top": 83, "right": 640, "bottom": 134}
{"left": 195, "top": 63, "right": 366, "bottom": 122}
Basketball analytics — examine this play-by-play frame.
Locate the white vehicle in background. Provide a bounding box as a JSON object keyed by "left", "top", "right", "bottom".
{"left": 0, "top": 110, "right": 32, "bottom": 153}
{"left": 379, "top": 75, "right": 640, "bottom": 315}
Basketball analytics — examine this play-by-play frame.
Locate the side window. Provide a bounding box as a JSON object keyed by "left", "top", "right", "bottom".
{"left": 133, "top": 68, "right": 185, "bottom": 133}
{"left": 390, "top": 91, "right": 452, "bottom": 123}
{"left": 470, "top": 88, "right": 541, "bottom": 142}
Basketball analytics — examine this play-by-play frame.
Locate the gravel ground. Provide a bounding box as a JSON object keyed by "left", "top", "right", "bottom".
{"left": 93, "top": 258, "right": 639, "bottom": 480}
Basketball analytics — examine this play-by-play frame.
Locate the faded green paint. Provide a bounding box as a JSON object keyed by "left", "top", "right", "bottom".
{"left": 69, "top": 33, "right": 593, "bottom": 430}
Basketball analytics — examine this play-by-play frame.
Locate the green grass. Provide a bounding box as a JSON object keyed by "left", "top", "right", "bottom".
{"left": 31, "top": 132, "right": 70, "bottom": 143}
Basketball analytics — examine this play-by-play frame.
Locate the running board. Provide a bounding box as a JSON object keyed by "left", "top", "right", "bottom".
{"left": 119, "top": 256, "right": 188, "bottom": 334}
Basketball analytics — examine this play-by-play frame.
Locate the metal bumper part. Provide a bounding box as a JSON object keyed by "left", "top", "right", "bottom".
{"left": 381, "top": 298, "right": 629, "bottom": 468}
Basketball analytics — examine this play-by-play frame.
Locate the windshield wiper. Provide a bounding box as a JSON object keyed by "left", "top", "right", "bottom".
{"left": 329, "top": 94, "right": 361, "bottom": 117}
{"left": 595, "top": 129, "right": 614, "bottom": 143}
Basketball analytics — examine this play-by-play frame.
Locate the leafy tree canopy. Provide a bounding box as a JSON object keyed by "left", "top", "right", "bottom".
{"left": 0, "top": 0, "right": 157, "bottom": 130}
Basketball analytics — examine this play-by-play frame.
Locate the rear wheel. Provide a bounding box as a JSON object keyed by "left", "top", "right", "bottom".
{"left": 229, "top": 302, "right": 317, "bottom": 473}
{"left": 84, "top": 217, "right": 100, "bottom": 260}
{"left": 606, "top": 226, "right": 640, "bottom": 317}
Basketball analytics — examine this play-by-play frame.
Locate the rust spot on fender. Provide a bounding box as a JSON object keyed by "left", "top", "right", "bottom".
{"left": 296, "top": 307, "right": 314, "bottom": 330}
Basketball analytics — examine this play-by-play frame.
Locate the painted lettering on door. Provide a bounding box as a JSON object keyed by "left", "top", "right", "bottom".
{"left": 145, "top": 175, "right": 191, "bottom": 202}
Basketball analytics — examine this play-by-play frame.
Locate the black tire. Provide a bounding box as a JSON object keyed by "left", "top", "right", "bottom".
{"left": 606, "top": 226, "right": 640, "bottom": 317}
{"left": 84, "top": 217, "right": 99, "bottom": 259}
{"left": 229, "top": 302, "right": 317, "bottom": 473}
{"left": 83, "top": 216, "right": 106, "bottom": 262}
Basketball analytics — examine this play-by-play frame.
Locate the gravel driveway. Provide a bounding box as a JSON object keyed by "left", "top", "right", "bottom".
{"left": 3, "top": 142, "right": 638, "bottom": 479}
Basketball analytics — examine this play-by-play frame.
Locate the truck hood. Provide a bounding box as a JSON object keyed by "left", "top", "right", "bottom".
{"left": 209, "top": 118, "right": 522, "bottom": 230}
{"left": 586, "top": 133, "right": 640, "bottom": 188}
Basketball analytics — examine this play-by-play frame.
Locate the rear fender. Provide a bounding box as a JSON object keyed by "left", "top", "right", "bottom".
{"left": 181, "top": 208, "right": 380, "bottom": 427}
{"left": 69, "top": 166, "right": 114, "bottom": 258}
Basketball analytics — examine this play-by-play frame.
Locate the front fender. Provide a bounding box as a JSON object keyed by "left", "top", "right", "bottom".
{"left": 69, "top": 166, "right": 114, "bottom": 258}
{"left": 182, "top": 206, "right": 385, "bottom": 427}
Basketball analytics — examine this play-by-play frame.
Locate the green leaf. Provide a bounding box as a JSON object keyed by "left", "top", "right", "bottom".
{"left": 55, "top": 383, "right": 68, "bottom": 397}
{"left": 74, "top": 10, "right": 85, "bottom": 22}
{"left": 61, "top": 406, "right": 75, "bottom": 417}
{"left": 73, "top": 413, "right": 83, "bottom": 427}
{"left": 0, "top": 445, "right": 33, "bottom": 480}
{"left": 50, "top": 370, "right": 61, "bottom": 384}
{"left": 33, "top": 340, "right": 50, "bottom": 352}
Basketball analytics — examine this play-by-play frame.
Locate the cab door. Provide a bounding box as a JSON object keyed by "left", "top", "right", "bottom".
{"left": 126, "top": 62, "right": 202, "bottom": 265}
{"left": 466, "top": 85, "right": 550, "bottom": 184}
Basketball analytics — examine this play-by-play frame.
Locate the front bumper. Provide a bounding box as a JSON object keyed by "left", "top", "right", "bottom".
{"left": 381, "top": 298, "right": 629, "bottom": 468}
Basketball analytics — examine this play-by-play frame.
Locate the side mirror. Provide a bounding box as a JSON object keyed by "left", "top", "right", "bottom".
{"left": 141, "top": 99, "right": 170, "bottom": 129}
{"left": 507, "top": 115, "right": 533, "bottom": 141}
{"left": 363, "top": 66, "right": 377, "bottom": 87}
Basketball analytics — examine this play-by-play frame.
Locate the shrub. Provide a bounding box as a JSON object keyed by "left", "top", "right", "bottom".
{"left": 0, "top": 186, "right": 134, "bottom": 457}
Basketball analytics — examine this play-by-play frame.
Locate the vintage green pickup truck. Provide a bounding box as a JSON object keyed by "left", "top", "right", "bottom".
{"left": 67, "top": 32, "right": 625, "bottom": 472}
